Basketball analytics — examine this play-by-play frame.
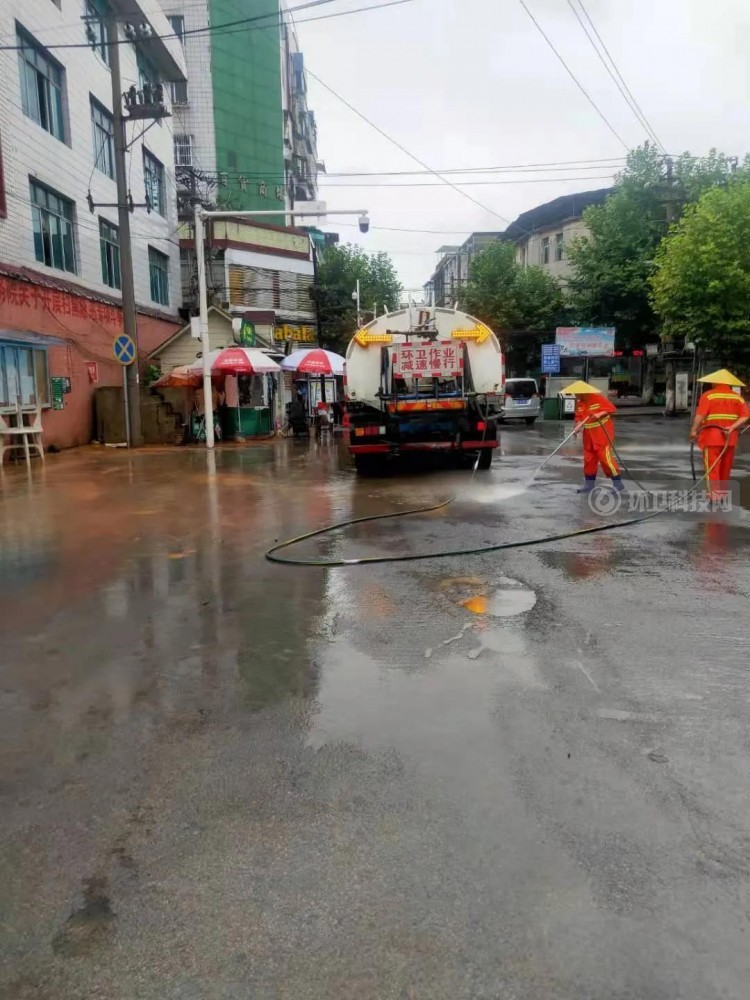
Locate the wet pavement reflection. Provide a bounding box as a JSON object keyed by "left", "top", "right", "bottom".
{"left": 1, "top": 421, "right": 750, "bottom": 999}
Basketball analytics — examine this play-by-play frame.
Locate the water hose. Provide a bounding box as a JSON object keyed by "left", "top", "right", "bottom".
{"left": 266, "top": 421, "right": 734, "bottom": 568}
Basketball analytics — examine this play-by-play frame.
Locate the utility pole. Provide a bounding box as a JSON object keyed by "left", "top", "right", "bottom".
{"left": 107, "top": 12, "right": 141, "bottom": 446}
{"left": 353, "top": 279, "right": 361, "bottom": 328}
{"left": 660, "top": 157, "right": 680, "bottom": 417}
{"left": 194, "top": 204, "right": 214, "bottom": 449}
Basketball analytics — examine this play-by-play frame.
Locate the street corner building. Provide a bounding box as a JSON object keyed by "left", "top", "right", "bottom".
{"left": 0, "top": 0, "right": 186, "bottom": 450}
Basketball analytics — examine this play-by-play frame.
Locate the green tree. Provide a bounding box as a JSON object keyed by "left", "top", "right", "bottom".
{"left": 313, "top": 244, "right": 401, "bottom": 351}
{"left": 567, "top": 144, "right": 750, "bottom": 351}
{"left": 462, "top": 241, "right": 565, "bottom": 339}
{"left": 650, "top": 181, "right": 750, "bottom": 369}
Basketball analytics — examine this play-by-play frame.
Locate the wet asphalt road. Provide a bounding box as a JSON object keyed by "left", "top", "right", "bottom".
{"left": 1, "top": 419, "right": 750, "bottom": 999}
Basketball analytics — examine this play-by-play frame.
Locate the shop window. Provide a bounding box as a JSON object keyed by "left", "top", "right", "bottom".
{"left": 17, "top": 24, "right": 66, "bottom": 142}
{"left": 148, "top": 246, "right": 169, "bottom": 305}
{"left": 29, "top": 178, "right": 76, "bottom": 273}
{"left": 0, "top": 345, "right": 50, "bottom": 409}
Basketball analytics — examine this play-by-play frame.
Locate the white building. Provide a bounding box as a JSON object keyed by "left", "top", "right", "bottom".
{"left": 0, "top": 0, "right": 186, "bottom": 313}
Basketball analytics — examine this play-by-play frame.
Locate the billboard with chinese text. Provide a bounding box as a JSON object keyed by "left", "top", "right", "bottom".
{"left": 555, "top": 327, "right": 615, "bottom": 357}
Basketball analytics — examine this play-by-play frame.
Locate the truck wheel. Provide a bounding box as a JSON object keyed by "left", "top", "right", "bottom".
{"left": 476, "top": 449, "right": 493, "bottom": 470}
{"left": 524, "top": 417, "right": 537, "bottom": 426}
{"left": 354, "top": 454, "right": 383, "bottom": 476}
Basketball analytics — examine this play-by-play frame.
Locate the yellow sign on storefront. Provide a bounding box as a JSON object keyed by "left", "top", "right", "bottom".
{"left": 274, "top": 324, "right": 317, "bottom": 343}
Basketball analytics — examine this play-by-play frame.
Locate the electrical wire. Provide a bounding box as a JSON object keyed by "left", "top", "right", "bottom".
{"left": 517, "top": 0, "right": 630, "bottom": 152}
{"left": 306, "top": 69, "right": 519, "bottom": 230}
{"left": 317, "top": 175, "right": 616, "bottom": 187}
{"left": 570, "top": 0, "right": 666, "bottom": 154}
{"left": 565, "top": 0, "right": 665, "bottom": 153}
{"left": 0, "top": 0, "right": 413, "bottom": 52}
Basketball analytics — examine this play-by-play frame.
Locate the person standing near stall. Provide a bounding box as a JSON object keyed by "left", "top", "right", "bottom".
{"left": 690, "top": 369, "right": 749, "bottom": 496}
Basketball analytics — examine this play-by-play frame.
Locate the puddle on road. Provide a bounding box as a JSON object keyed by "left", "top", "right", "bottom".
{"left": 460, "top": 578, "right": 537, "bottom": 618}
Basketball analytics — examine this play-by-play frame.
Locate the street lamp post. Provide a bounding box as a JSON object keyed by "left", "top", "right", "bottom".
{"left": 192, "top": 206, "right": 369, "bottom": 448}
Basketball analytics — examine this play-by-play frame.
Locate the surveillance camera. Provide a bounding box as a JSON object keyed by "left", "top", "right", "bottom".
{"left": 358, "top": 212, "right": 370, "bottom": 234}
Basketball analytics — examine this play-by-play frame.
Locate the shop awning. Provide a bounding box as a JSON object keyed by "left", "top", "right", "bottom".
{"left": 0, "top": 329, "right": 67, "bottom": 347}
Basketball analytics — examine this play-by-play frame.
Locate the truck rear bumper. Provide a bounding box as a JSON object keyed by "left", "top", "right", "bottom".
{"left": 349, "top": 440, "right": 497, "bottom": 455}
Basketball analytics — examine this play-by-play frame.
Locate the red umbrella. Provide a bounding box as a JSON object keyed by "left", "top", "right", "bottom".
{"left": 282, "top": 348, "right": 344, "bottom": 375}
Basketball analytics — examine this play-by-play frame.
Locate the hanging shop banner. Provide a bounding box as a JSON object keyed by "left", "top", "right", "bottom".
{"left": 555, "top": 327, "right": 615, "bottom": 358}
{"left": 86, "top": 362, "right": 99, "bottom": 383}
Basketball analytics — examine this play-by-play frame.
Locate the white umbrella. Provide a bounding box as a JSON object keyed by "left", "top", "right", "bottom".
{"left": 280, "top": 348, "right": 345, "bottom": 376}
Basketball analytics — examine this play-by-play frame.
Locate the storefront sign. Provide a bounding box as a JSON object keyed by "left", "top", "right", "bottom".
{"left": 274, "top": 324, "right": 316, "bottom": 343}
{"left": 86, "top": 362, "right": 99, "bottom": 383}
{"left": 555, "top": 327, "right": 615, "bottom": 358}
{"left": 50, "top": 377, "right": 65, "bottom": 410}
{"left": 392, "top": 341, "right": 463, "bottom": 379}
{"left": 237, "top": 318, "right": 256, "bottom": 346}
{"left": 541, "top": 343, "right": 561, "bottom": 374}
{"left": 0, "top": 276, "right": 121, "bottom": 327}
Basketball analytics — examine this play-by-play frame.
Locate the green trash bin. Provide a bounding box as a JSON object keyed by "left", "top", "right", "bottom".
{"left": 542, "top": 396, "right": 560, "bottom": 420}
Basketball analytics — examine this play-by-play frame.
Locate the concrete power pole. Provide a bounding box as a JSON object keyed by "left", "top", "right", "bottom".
{"left": 107, "top": 12, "right": 142, "bottom": 446}
{"left": 661, "top": 158, "right": 680, "bottom": 417}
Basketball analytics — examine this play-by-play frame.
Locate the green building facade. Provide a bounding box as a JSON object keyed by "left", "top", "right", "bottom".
{"left": 209, "top": 0, "right": 286, "bottom": 219}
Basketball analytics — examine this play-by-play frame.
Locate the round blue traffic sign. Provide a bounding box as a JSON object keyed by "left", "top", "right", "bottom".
{"left": 113, "top": 334, "right": 136, "bottom": 365}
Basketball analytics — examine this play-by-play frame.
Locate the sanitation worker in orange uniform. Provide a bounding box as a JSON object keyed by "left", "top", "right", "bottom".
{"left": 690, "top": 369, "right": 749, "bottom": 496}
{"left": 561, "top": 380, "right": 624, "bottom": 494}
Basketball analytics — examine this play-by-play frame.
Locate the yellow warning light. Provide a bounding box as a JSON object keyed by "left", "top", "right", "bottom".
{"left": 354, "top": 330, "right": 394, "bottom": 347}
{"left": 451, "top": 325, "right": 492, "bottom": 344}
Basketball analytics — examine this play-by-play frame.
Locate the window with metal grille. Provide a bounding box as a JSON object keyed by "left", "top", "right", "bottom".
{"left": 29, "top": 179, "right": 76, "bottom": 273}
{"left": 90, "top": 97, "right": 114, "bottom": 178}
{"left": 173, "top": 134, "right": 193, "bottom": 167}
{"left": 143, "top": 149, "right": 165, "bottom": 216}
{"left": 148, "top": 247, "right": 169, "bottom": 305}
{"left": 99, "top": 218, "right": 120, "bottom": 289}
{"left": 84, "top": 0, "right": 110, "bottom": 65}
{"left": 17, "top": 25, "right": 65, "bottom": 141}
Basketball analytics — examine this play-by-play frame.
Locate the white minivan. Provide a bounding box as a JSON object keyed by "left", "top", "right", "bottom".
{"left": 500, "top": 378, "right": 541, "bottom": 425}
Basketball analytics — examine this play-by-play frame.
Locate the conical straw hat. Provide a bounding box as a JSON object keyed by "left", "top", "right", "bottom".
{"left": 697, "top": 368, "right": 745, "bottom": 387}
{"left": 559, "top": 380, "right": 600, "bottom": 395}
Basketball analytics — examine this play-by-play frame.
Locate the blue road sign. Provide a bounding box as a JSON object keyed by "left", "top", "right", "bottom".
{"left": 541, "top": 343, "right": 561, "bottom": 374}
{"left": 113, "top": 333, "right": 136, "bottom": 365}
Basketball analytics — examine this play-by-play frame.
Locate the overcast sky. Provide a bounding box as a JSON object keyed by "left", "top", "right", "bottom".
{"left": 294, "top": 0, "right": 750, "bottom": 295}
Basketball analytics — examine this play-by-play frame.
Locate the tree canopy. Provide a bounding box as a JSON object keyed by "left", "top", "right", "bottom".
{"left": 566, "top": 144, "right": 750, "bottom": 349}
{"left": 650, "top": 181, "right": 750, "bottom": 369}
{"left": 462, "top": 241, "right": 565, "bottom": 341}
{"left": 313, "top": 244, "right": 401, "bottom": 351}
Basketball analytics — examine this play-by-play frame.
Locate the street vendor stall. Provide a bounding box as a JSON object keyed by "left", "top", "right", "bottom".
{"left": 188, "top": 348, "right": 281, "bottom": 439}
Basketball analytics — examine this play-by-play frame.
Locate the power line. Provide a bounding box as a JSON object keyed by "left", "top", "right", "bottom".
{"left": 517, "top": 0, "right": 630, "bottom": 152}
{"left": 565, "top": 0, "right": 665, "bottom": 152}
{"left": 306, "top": 69, "right": 517, "bottom": 229}
{"left": 317, "top": 174, "right": 616, "bottom": 187}
{"left": 0, "top": 0, "right": 413, "bottom": 52}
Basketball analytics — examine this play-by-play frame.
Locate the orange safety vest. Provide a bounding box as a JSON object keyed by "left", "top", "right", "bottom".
{"left": 696, "top": 385, "right": 749, "bottom": 447}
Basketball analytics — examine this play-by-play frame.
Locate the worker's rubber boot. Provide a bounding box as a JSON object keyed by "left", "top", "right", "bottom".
{"left": 577, "top": 475, "right": 597, "bottom": 494}
{"left": 611, "top": 476, "right": 625, "bottom": 492}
